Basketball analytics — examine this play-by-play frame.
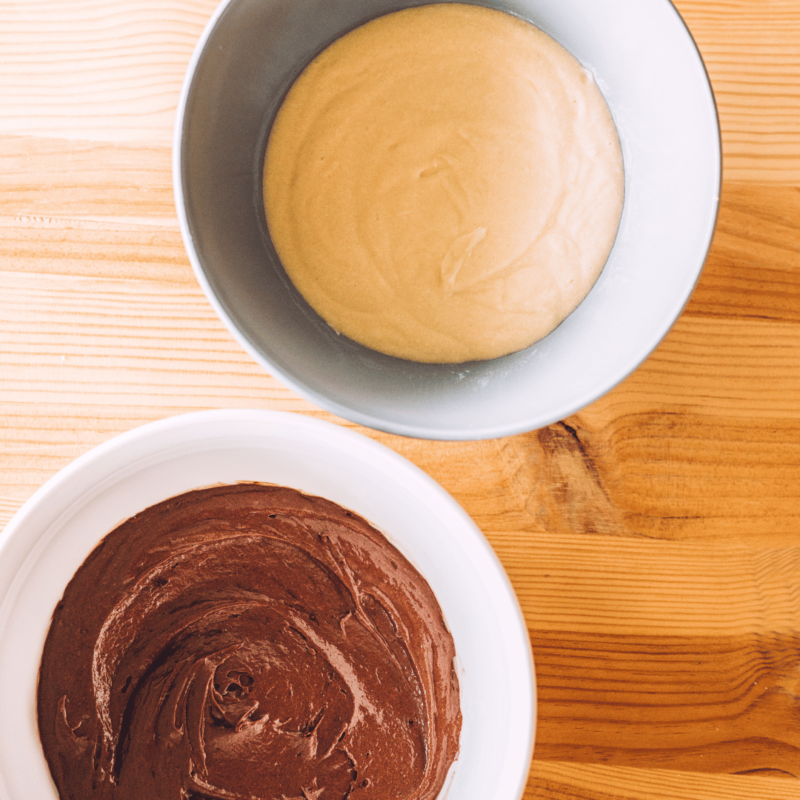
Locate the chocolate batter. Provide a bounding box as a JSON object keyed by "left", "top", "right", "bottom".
{"left": 38, "top": 484, "right": 461, "bottom": 800}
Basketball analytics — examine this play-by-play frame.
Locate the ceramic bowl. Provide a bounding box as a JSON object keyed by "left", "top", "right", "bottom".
{"left": 0, "top": 409, "right": 535, "bottom": 800}
{"left": 174, "top": 0, "right": 720, "bottom": 439}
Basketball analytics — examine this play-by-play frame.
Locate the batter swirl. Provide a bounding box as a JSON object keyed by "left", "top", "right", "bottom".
{"left": 38, "top": 484, "right": 461, "bottom": 800}
{"left": 263, "top": 4, "right": 624, "bottom": 363}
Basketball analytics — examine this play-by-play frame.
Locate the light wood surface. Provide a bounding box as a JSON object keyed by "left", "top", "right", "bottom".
{"left": 2, "top": 1, "right": 799, "bottom": 798}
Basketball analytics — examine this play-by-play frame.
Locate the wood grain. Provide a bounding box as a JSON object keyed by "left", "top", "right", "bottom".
{"left": 0, "top": 136, "right": 177, "bottom": 227}
{"left": 1, "top": 2, "right": 800, "bottom": 799}
{"left": 531, "top": 631, "right": 800, "bottom": 775}
{"left": 0, "top": 0, "right": 217, "bottom": 144}
{"left": 675, "top": 0, "right": 800, "bottom": 182}
{"left": 685, "top": 183, "right": 800, "bottom": 323}
{"left": 527, "top": 762, "right": 800, "bottom": 799}
{"left": 1, "top": 0, "right": 798, "bottom": 180}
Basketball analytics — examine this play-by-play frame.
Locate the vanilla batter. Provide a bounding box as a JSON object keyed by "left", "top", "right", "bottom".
{"left": 263, "top": 3, "right": 624, "bottom": 363}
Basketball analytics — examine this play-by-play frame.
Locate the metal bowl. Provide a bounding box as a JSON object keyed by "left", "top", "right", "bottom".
{"left": 174, "top": 0, "right": 720, "bottom": 440}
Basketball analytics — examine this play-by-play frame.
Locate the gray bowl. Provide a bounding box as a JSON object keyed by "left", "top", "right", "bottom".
{"left": 174, "top": 0, "right": 720, "bottom": 440}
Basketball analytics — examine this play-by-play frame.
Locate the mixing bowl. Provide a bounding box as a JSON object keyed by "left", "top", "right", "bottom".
{"left": 0, "top": 409, "right": 535, "bottom": 800}
{"left": 174, "top": 0, "right": 720, "bottom": 439}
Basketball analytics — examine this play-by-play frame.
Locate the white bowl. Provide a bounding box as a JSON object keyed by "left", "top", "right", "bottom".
{"left": 174, "top": 0, "right": 721, "bottom": 440}
{"left": 0, "top": 410, "right": 535, "bottom": 800}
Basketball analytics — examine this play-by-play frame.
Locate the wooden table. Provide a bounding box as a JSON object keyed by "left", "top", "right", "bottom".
{"left": 1, "top": 1, "right": 799, "bottom": 798}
